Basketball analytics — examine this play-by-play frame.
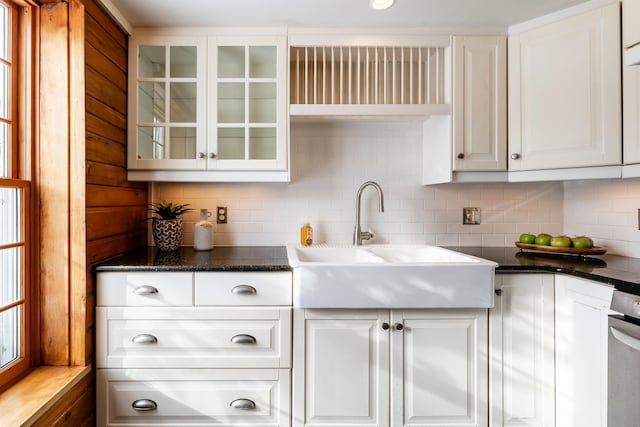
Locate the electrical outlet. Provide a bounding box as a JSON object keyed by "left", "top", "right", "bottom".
{"left": 217, "top": 206, "right": 227, "bottom": 224}
{"left": 463, "top": 207, "right": 481, "bottom": 225}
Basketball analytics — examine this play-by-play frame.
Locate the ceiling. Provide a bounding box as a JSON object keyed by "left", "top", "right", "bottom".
{"left": 108, "top": 0, "right": 590, "bottom": 32}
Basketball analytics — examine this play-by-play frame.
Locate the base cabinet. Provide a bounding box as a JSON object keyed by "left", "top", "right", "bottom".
{"left": 293, "top": 308, "right": 488, "bottom": 427}
{"left": 489, "top": 274, "right": 555, "bottom": 427}
{"left": 555, "top": 275, "right": 613, "bottom": 427}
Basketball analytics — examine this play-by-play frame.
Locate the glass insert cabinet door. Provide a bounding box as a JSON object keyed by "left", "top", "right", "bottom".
{"left": 129, "top": 36, "right": 206, "bottom": 170}
{"left": 209, "top": 36, "right": 287, "bottom": 170}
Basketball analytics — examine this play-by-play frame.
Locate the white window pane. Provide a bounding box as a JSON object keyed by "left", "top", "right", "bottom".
{"left": 0, "top": 122, "right": 6, "bottom": 177}
{"left": 0, "top": 3, "right": 7, "bottom": 61}
{"left": 0, "top": 186, "right": 18, "bottom": 244}
{"left": 0, "top": 247, "right": 20, "bottom": 306}
{"left": 0, "top": 63, "right": 7, "bottom": 120}
{"left": 0, "top": 305, "right": 20, "bottom": 368}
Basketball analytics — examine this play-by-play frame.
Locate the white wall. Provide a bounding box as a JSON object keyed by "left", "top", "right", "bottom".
{"left": 564, "top": 178, "right": 640, "bottom": 257}
{"left": 153, "top": 120, "right": 564, "bottom": 247}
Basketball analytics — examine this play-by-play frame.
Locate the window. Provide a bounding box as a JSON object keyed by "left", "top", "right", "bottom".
{"left": 0, "top": 0, "right": 33, "bottom": 391}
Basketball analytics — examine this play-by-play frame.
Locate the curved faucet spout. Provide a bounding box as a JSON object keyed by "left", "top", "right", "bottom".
{"left": 353, "top": 181, "right": 385, "bottom": 246}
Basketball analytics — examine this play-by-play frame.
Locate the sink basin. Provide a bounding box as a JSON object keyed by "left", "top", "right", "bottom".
{"left": 286, "top": 244, "right": 497, "bottom": 308}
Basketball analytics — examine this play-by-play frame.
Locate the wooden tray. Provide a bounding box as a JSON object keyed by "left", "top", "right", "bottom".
{"left": 515, "top": 242, "right": 607, "bottom": 256}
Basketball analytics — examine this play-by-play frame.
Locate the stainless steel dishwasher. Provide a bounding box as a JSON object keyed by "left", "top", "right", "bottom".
{"left": 608, "top": 289, "right": 640, "bottom": 427}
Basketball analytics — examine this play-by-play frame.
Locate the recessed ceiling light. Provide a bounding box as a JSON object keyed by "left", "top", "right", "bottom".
{"left": 370, "top": 0, "right": 395, "bottom": 10}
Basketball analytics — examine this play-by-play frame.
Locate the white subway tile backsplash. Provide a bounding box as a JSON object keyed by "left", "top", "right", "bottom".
{"left": 153, "top": 121, "right": 564, "bottom": 249}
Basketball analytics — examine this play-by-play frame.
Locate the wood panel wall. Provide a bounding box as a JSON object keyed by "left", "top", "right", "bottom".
{"left": 35, "top": 0, "right": 147, "bottom": 424}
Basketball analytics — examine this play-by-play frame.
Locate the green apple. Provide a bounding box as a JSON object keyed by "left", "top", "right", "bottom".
{"left": 519, "top": 233, "right": 536, "bottom": 244}
{"left": 571, "top": 236, "right": 594, "bottom": 249}
{"left": 550, "top": 235, "right": 572, "bottom": 248}
{"left": 534, "top": 233, "right": 552, "bottom": 246}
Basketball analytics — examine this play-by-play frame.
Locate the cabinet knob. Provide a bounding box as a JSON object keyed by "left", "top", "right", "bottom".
{"left": 495, "top": 289, "right": 503, "bottom": 296}
{"left": 457, "top": 153, "right": 465, "bottom": 159}
{"left": 132, "top": 285, "right": 158, "bottom": 296}
{"left": 198, "top": 152, "right": 206, "bottom": 159}
{"left": 132, "top": 399, "right": 158, "bottom": 411}
{"left": 394, "top": 323, "right": 404, "bottom": 331}
{"left": 231, "top": 285, "right": 257, "bottom": 295}
{"left": 382, "top": 322, "right": 390, "bottom": 330}
{"left": 230, "top": 398, "right": 256, "bottom": 410}
{"left": 230, "top": 334, "right": 257, "bottom": 344}
{"left": 510, "top": 153, "right": 520, "bottom": 160}
{"left": 132, "top": 334, "right": 158, "bottom": 345}
{"left": 209, "top": 152, "right": 216, "bottom": 159}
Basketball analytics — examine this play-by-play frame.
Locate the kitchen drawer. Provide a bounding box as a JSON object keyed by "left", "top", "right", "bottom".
{"left": 195, "top": 272, "right": 292, "bottom": 306}
{"left": 96, "top": 368, "right": 290, "bottom": 427}
{"left": 96, "top": 307, "right": 292, "bottom": 368}
{"left": 97, "top": 272, "right": 193, "bottom": 306}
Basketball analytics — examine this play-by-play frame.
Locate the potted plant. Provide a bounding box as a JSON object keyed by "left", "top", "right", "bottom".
{"left": 148, "top": 200, "right": 192, "bottom": 251}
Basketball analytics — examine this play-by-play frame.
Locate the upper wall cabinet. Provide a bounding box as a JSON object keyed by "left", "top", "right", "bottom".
{"left": 623, "top": 0, "right": 640, "bottom": 64}
{"left": 128, "top": 33, "right": 289, "bottom": 182}
{"left": 288, "top": 34, "right": 451, "bottom": 117}
{"left": 508, "top": 3, "right": 621, "bottom": 173}
{"left": 452, "top": 36, "right": 507, "bottom": 172}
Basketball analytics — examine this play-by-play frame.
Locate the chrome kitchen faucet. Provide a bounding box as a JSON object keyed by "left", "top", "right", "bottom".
{"left": 353, "top": 181, "right": 384, "bottom": 245}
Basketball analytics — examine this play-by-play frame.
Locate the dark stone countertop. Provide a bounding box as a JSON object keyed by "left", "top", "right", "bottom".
{"left": 94, "top": 246, "right": 292, "bottom": 272}
{"left": 94, "top": 245, "right": 640, "bottom": 296}
{"left": 446, "top": 246, "right": 640, "bottom": 295}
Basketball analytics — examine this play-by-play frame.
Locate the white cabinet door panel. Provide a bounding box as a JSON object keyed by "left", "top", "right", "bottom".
{"left": 392, "top": 309, "right": 488, "bottom": 427}
{"left": 490, "top": 274, "right": 555, "bottom": 427}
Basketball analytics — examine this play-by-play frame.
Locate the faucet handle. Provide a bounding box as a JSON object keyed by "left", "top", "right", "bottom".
{"left": 360, "top": 230, "right": 374, "bottom": 242}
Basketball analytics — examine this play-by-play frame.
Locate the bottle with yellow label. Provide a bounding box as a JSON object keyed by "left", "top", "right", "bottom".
{"left": 300, "top": 222, "right": 313, "bottom": 246}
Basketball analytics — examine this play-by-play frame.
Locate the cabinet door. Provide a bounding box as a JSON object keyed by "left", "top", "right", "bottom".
{"left": 623, "top": 0, "right": 640, "bottom": 49}
{"left": 293, "top": 309, "right": 390, "bottom": 427}
{"left": 508, "top": 4, "right": 621, "bottom": 171}
{"left": 209, "top": 36, "right": 288, "bottom": 171}
{"left": 391, "top": 309, "right": 488, "bottom": 427}
{"left": 489, "top": 274, "right": 555, "bottom": 427}
{"left": 623, "top": 64, "right": 640, "bottom": 164}
{"left": 128, "top": 35, "right": 207, "bottom": 170}
{"left": 453, "top": 36, "right": 507, "bottom": 172}
{"left": 555, "top": 275, "right": 614, "bottom": 427}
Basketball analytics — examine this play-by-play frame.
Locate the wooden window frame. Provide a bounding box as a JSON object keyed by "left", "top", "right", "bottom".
{"left": 0, "top": 0, "right": 37, "bottom": 393}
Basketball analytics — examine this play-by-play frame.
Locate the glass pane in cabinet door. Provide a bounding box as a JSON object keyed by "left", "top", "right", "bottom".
{"left": 249, "top": 46, "right": 276, "bottom": 78}
{"left": 139, "top": 45, "right": 165, "bottom": 78}
{"left": 218, "top": 128, "right": 245, "bottom": 160}
{"left": 138, "top": 82, "right": 165, "bottom": 123}
{"left": 218, "top": 46, "right": 245, "bottom": 78}
{"left": 249, "top": 127, "right": 276, "bottom": 160}
{"left": 170, "top": 82, "right": 197, "bottom": 123}
{"left": 137, "top": 126, "right": 165, "bottom": 160}
{"left": 170, "top": 46, "right": 197, "bottom": 78}
{"left": 169, "top": 127, "right": 197, "bottom": 159}
{"left": 218, "top": 82, "right": 244, "bottom": 123}
{"left": 249, "top": 83, "right": 276, "bottom": 123}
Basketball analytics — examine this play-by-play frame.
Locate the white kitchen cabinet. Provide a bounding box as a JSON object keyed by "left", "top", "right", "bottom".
{"left": 623, "top": 0, "right": 640, "bottom": 49}
{"left": 452, "top": 36, "right": 507, "bottom": 173}
{"left": 554, "top": 275, "right": 614, "bottom": 427}
{"left": 293, "top": 308, "right": 488, "bottom": 427}
{"left": 508, "top": 3, "right": 621, "bottom": 172}
{"left": 96, "top": 270, "right": 293, "bottom": 427}
{"left": 623, "top": 64, "right": 640, "bottom": 170}
{"left": 489, "top": 274, "right": 555, "bottom": 427}
{"left": 128, "top": 32, "right": 289, "bottom": 182}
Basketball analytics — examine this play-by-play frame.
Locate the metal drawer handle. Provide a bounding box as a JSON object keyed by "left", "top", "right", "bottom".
{"left": 231, "top": 285, "right": 257, "bottom": 295}
{"left": 133, "top": 285, "right": 158, "bottom": 295}
{"left": 132, "top": 399, "right": 157, "bottom": 411}
{"left": 132, "top": 334, "right": 158, "bottom": 345}
{"left": 230, "top": 398, "right": 256, "bottom": 410}
{"left": 230, "top": 334, "right": 257, "bottom": 344}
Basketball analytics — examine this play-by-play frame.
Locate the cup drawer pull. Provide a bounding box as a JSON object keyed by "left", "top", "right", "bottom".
{"left": 132, "top": 334, "right": 158, "bottom": 345}
{"left": 133, "top": 285, "right": 159, "bottom": 295}
{"left": 132, "top": 399, "right": 158, "bottom": 411}
{"left": 231, "top": 285, "right": 257, "bottom": 295}
{"left": 230, "top": 334, "right": 257, "bottom": 344}
{"left": 230, "top": 398, "right": 256, "bottom": 410}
